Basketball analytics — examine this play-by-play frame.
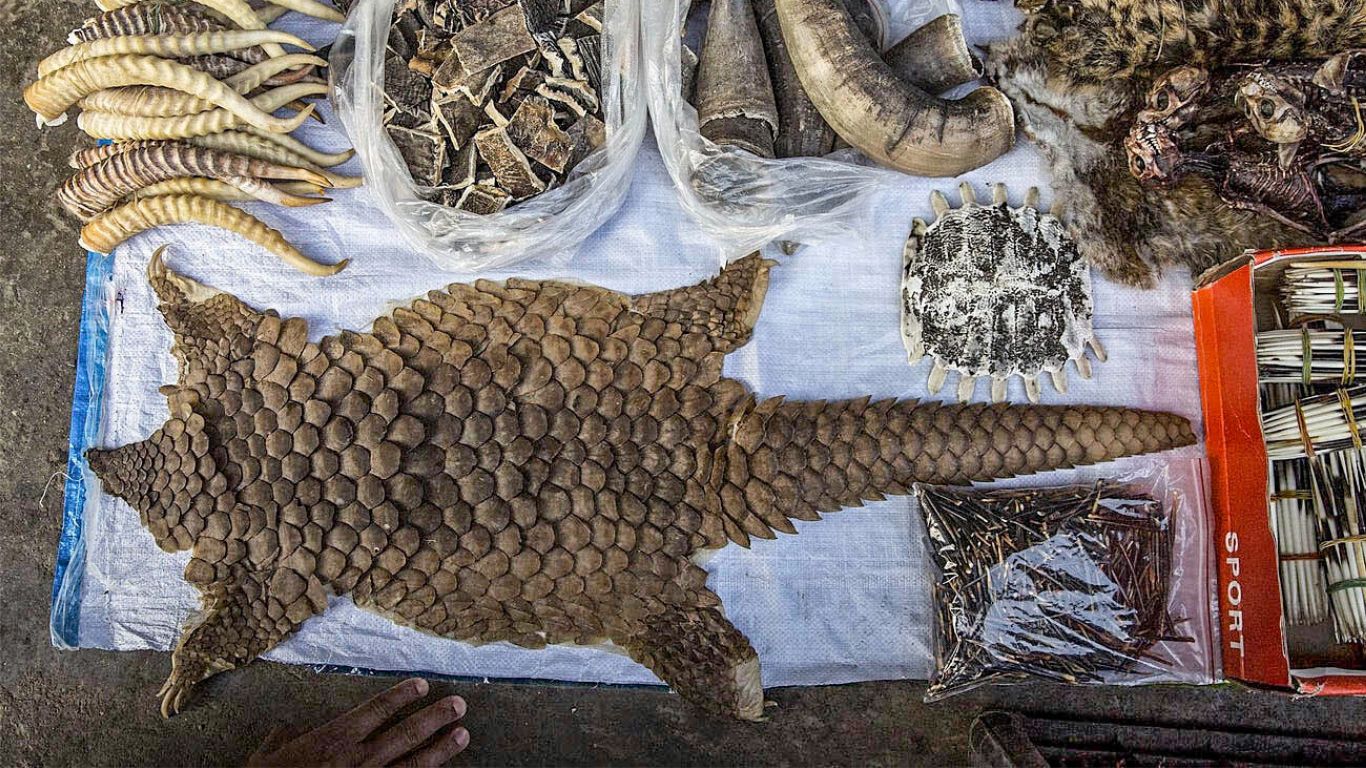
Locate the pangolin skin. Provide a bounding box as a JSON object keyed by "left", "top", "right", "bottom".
{"left": 89, "top": 252, "right": 1196, "bottom": 720}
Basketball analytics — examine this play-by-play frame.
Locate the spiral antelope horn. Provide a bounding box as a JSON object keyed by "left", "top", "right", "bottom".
{"left": 259, "top": 0, "right": 345, "bottom": 23}
{"left": 38, "top": 30, "right": 313, "bottom": 77}
{"left": 131, "top": 177, "right": 328, "bottom": 205}
{"left": 79, "top": 194, "right": 347, "bottom": 276}
{"left": 95, "top": 0, "right": 289, "bottom": 58}
{"left": 81, "top": 79, "right": 327, "bottom": 119}
{"left": 58, "top": 143, "right": 332, "bottom": 220}
{"left": 75, "top": 83, "right": 320, "bottom": 139}
{"left": 26, "top": 55, "right": 310, "bottom": 131}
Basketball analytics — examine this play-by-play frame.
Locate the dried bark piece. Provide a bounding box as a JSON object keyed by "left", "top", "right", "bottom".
{"left": 432, "top": 57, "right": 503, "bottom": 104}
{"left": 483, "top": 101, "right": 510, "bottom": 127}
{"left": 498, "top": 65, "right": 548, "bottom": 106}
{"left": 519, "top": 0, "right": 564, "bottom": 40}
{"left": 505, "top": 97, "right": 573, "bottom": 173}
{"left": 566, "top": 113, "right": 606, "bottom": 167}
{"left": 388, "top": 124, "right": 446, "bottom": 186}
{"left": 385, "top": 53, "right": 432, "bottom": 115}
{"left": 575, "top": 1, "right": 603, "bottom": 33}
{"left": 574, "top": 34, "right": 602, "bottom": 93}
{"left": 435, "top": 96, "right": 484, "bottom": 149}
{"left": 90, "top": 253, "right": 1193, "bottom": 722}
{"left": 474, "top": 125, "right": 546, "bottom": 198}
{"left": 456, "top": 183, "right": 511, "bottom": 213}
{"left": 535, "top": 76, "right": 598, "bottom": 117}
{"left": 556, "top": 36, "right": 588, "bottom": 84}
{"left": 442, "top": 141, "right": 479, "bottom": 190}
{"left": 450, "top": 4, "right": 537, "bottom": 73}
{"left": 388, "top": 10, "right": 422, "bottom": 61}
{"left": 458, "top": 0, "right": 518, "bottom": 25}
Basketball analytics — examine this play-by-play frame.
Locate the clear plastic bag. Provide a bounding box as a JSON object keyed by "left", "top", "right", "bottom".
{"left": 642, "top": 0, "right": 955, "bottom": 253}
{"left": 331, "top": 0, "right": 648, "bottom": 270}
{"left": 915, "top": 458, "right": 1218, "bottom": 700}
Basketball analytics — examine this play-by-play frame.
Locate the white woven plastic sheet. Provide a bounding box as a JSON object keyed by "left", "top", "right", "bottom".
{"left": 60, "top": 0, "right": 1215, "bottom": 691}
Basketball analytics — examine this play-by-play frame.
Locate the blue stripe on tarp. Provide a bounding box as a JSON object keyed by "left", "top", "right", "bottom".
{"left": 51, "top": 248, "right": 115, "bottom": 649}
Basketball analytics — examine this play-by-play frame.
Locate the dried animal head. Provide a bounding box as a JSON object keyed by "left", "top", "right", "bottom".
{"left": 90, "top": 250, "right": 1194, "bottom": 720}
{"left": 903, "top": 183, "right": 1104, "bottom": 403}
{"left": 1137, "top": 65, "right": 1210, "bottom": 127}
{"left": 1236, "top": 71, "right": 1310, "bottom": 144}
{"left": 1124, "top": 122, "right": 1184, "bottom": 186}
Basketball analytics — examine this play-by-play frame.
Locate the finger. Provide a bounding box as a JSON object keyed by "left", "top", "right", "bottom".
{"left": 394, "top": 725, "right": 470, "bottom": 768}
{"left": 325, "top": 678, "right": 430, "bottom": 742}
{"left": 365, "top": 696, "right": 466, "bottom": 767}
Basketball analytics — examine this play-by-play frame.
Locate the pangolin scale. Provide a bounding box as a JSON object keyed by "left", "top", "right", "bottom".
{"left": 89, "top": 251, "right": 1196, "bottom": 720}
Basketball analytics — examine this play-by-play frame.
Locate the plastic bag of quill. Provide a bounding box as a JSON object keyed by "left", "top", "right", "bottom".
{"left": 1262, "top": 387, "right": 1366, "bottom": 642}
{"left": 915, "top": 481, "right": 1194, "bottom": 700}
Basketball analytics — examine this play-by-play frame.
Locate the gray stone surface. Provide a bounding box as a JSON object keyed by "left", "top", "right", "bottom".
{"left": 3, "top": 2, "right": 1366, "bottom": 765}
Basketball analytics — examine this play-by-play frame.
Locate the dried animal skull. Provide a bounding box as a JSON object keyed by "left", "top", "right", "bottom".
{"left": 1236, "top": 72, "right": 1310, "bottom": 145}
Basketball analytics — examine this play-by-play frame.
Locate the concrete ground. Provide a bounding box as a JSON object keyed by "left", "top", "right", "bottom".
{"left": 5, "top": 2, "right": 1366, "bottom": 765}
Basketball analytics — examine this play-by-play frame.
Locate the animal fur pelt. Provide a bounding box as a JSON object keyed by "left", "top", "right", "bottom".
{"left": 986, "top": 0, "right": 1366, "bottom": 287}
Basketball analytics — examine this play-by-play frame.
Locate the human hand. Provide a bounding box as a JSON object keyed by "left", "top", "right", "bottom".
{"left": 247, "top": 678, "right": 469, "bottom": 767}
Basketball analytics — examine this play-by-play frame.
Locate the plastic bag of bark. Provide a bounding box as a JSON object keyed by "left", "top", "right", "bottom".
{"left": 914, "top": 460, "right": 1218, "bottom": 700}
{"left": 643, "top": 0, "right": 957, "bottom": 253}
{"left": 332, "top": 0, "right": 647, "bottom": 269}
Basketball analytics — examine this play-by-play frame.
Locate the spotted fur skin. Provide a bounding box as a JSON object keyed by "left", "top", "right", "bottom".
{"left": 88, "top": 253, "right": 1196, "bottom": 720}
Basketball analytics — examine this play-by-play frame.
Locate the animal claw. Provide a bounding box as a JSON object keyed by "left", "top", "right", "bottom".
{"left": 1024, "top": 186, "right": 1040, "bottom": 209}
{"left": 958, "top": 181, "right": 977, "bottom": 206}
{"left": 930, "top": 190, "right": 950, "bottom": 217}
{"left": 990, "top": 377, "right": 1007, "bottom": 403}
{"left": 1076, "top": 355, "right": 1093, "bottom": 379}
{"left": 956, "top": 374, "right": 976, "bottom": 403}
{"left": 927, "top": 361, "right": 948, "bottom": 394}
{"left": 1089, "top": 336, "right": 1108, "bottom": 363}
{"left": 1050, "top": 368, "right": 1068, "bottom": 394}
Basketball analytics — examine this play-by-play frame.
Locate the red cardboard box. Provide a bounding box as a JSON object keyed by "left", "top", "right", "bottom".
{"left": 1195, "top": 246, "right": 1366, "bottom": 694}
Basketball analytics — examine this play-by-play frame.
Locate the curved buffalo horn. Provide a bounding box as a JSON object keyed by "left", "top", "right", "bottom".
{"left": 884, "top": 14, "right": 983, "bottom": 96}
{"left": 694, "top": 0, "right": 780, "bottom": 157}
{"left": 775, "top": 0, "right": 1014, "bottom": 176}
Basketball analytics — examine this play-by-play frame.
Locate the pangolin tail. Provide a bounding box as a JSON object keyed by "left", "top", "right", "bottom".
{"left": 712, "top": 396, "right": 1196, "bottom": 546}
